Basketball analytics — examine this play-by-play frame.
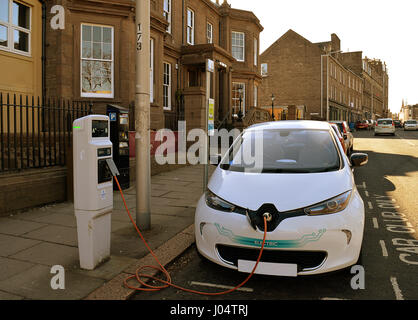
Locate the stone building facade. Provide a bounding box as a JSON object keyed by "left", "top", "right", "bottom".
{"left": 44, "top": 0, "right": 263, "bottom": 132}
{"left": 340, "top": 53, "right": 389, "bottom": 120}
{"left": 0, "top": 0, "right": 43, "bottom": 98}
{"left": 259, "top": 29, "right": 388, "bottom": 122}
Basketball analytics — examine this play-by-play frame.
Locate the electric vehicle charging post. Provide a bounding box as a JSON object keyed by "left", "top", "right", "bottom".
{"left": 73, "top": 115, "right": 117, "bottom": 270}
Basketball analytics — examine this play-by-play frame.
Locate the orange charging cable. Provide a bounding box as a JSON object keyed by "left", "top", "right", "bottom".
{"left": 114, "top": 175, "right": 267, "bottom": 296}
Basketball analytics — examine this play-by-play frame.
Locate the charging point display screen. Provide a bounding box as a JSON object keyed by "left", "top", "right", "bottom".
{"left": 92, "top": 120, "right": 109, "bottom": 138}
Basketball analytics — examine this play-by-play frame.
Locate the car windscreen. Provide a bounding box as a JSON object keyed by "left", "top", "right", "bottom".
{"left": 220, "top": 129, "right": 341, "bottom": 174}
{"left": 378, "top": 120, "right": 392, "bottom": 125}
{"left": 406, "top": 120, "right": 417, "bottom": 124}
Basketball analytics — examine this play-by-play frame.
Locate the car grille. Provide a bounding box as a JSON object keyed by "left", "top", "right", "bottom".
{"left": 216, "top": 245, "right": 327, "bottom": 272}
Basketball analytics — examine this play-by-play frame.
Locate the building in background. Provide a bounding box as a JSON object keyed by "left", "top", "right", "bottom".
{"left": 258, "top": 30, "right": 362, "bottom": 122}
{"left": 340, "top": 53, "right": 389, "bottom": 120}
{"left": 400, "top": 101, "right": 418, "bottom": 122}
{"left": 43, "top": 0, "right": 263, "bottom": 132}
{"left": 259, "top": 29, "right": 389, "bottom": 122}
{"left": 0, "top": 0, "right": 43, "bottom": 98}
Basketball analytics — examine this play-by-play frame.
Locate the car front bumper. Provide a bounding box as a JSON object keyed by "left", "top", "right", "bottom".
{"left": 195, "top": 191, "right": 365, "bottom": 276}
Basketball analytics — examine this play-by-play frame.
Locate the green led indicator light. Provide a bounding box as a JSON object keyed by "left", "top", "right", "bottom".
{"left": 73, "top": 126, "right": 81, "bottom": 129}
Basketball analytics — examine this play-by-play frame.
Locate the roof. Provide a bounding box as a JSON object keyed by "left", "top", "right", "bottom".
{"left": 246, "top": 120, "right": 331, "bottom": 131}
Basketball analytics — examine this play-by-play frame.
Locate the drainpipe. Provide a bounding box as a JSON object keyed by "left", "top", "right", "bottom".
{"left": 38, "top": 0, "right": 46, "bottom": 99}
{"left": 182, "top": 0, "right": 185, "bottom": 45}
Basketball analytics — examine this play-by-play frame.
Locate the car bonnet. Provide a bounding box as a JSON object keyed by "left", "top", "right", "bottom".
{"left": 207, "top": 166, "right": 354, "bottom": 212}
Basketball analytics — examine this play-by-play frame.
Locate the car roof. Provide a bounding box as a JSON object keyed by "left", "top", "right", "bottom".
{"left": 377, "top": 118, "right": 393, "bottom": 121}
{"left": 246, "top": 120, "right": 332, "bottom": 131}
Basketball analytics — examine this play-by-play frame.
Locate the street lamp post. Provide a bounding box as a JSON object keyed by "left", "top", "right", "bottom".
{"left": 135, "top": 0, "right": 151, "bottom": 230}
{"left": 271, "top": 94, "right": 275, "bottom": 121}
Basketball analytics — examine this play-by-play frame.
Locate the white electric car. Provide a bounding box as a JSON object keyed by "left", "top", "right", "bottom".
{"left": 195, "top": 121, "right": 367, "bottom": 276}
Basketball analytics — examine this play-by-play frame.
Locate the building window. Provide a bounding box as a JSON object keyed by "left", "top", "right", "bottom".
{"left": 261, "top": 63, "right": 268, "bottom": 77}
{"left": 207, "top": 22, "right": 213, "bottom": 44}
{"left": 254, "top": 85, "right": 258, "bottom": 107}
{"left": 0, "top": 0, "right": 31, "bottom": 55}
{"left": 150, "top": 38, "right": 154, "bottom": 103}
{"left": 163, "top": 62, "right": 172, "bottom": 110}
{"left": 81, "top": 24, "right": 114, "bottom": 98}
{"left": 231, "top": 31, "right": 245, "bottom": 62}
{"left": 186, "top": 8, "right": 194, "bottom": 45}
{"left": 163, "top": 0, "right": 171, "bottom": 33}
{"left": 232, "top": 82, "right": 245, "bottom": 115}
{"left": 254, "top": 38, "right": 258, "bottom": 66}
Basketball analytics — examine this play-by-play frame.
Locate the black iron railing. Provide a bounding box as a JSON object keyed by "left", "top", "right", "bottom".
{"left": 0, "top": 93, "right": 92, "bottom": 173}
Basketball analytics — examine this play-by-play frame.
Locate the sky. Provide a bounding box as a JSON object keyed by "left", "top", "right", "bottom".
{"left": 228, "top": 0, "right": 418, "bottom": 113}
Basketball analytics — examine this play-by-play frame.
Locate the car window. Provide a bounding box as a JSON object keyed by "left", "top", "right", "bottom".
{"left": 331, "top": 125, "right": 342, "bottom": 138}
{"left": 406, "top": 120, "right": 417, "bottom": 124}
{"left": 378, "top": 120, "right": 392, "bottom": 125}
{"left": 335, "top": 123, "right": 344, "bottom": 132}
{"left": 220, "top": 129, "right": 341, "bottom": 174}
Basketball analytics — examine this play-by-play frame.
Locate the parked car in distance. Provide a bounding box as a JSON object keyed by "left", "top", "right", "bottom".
{"left": 375, "top": 118, "right": 395, "bottom": 136}
{"left": 393, "top": 120, "right": 402, "bottom": 128}
{"left": 368, "top": 120, "right": 376, "bottom": 129}
{"left": 404, "top": 119, "right": 418, "bottom": 131}
{"left": 329, "top": 121, "right": 354, "bottom": 155}
{"left": 329, "top": 123, "right": 347, "bottom": 154}
{"left": 356, "top": 120, "right": 369, "bottom": 130}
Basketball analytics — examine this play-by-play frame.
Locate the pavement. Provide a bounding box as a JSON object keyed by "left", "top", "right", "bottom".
{"left": 0, "top": 164, "right": 214, "bottom": 300}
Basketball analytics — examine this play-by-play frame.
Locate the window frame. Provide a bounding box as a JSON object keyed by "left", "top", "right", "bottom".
{"left": 207, "top": 21, "right": 213, "bottom": 44}
{"left": 0, "top": 0, "right": 32, "bottom": 57}
{"left": 232, "top": 82, "right": 246, "bottom": 115}
{"left": 150, "top": 38, "right": 154, "bottom": 103}
{"left": 254, "top": 37, "right": 258, "bottom": 66}
{"left": 261, "top": 63, "right": 268, "bottom": 77}
{"left": 163, "top": 0, "right": 171, "bottom": 34}
{"left": 254, "top": 85, "right": 258, "bottom": 107}
{"left": 186, "top": 8, "right": 194, "bottom": 45}
{"left": 163, "top": 62, "right": 172, "bottom": 111}
{"left": 231, "top": 31, "right": 245, "bottom": 62}
{"left": 80, "top": 23, "right": 115, "bottom": 99}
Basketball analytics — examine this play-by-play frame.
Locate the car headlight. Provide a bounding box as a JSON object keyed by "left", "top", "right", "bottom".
{"left": 205, "top": 190, "right": 246, "bottom": 214}
{"left": 304, "top": 190, "right": 352, "bottom": 216}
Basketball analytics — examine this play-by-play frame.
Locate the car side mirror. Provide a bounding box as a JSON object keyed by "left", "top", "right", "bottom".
{"left": 350, "top": 153, "right": 368, "bottom": 167}
{"left": 209, "top": 154, "right": 222, "bottom": 166}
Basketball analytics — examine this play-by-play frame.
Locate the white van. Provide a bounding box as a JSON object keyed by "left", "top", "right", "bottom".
{"left": 374, "top": 118, "right": 395, "bottom": 136}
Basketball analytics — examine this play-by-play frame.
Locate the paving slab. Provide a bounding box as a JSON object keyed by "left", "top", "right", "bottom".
{"left": 0, "top": 290, "right": 24, "bottom": 300}
{"left": 0, "top": 264, "right": 105, "bottom": 300}
{"left": 70, "top": 255, "right": 138, "bottom": 281}
{"left": 0, "top": 218, "right": 46, "bottom": 236}
{"left": 0, "top": 234, "right": 41, "bottom": 257}
{"left": 10, "top": 242, "right": 79, "bottom": 267}
{"left": 23, "top": 225, "right": 78, "bottom": 247}
{"left": 0, "top": 257, "right": 35, "bottom": 281}
{"left": 26, "top": 213, "right": 77, "bottom": 228}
